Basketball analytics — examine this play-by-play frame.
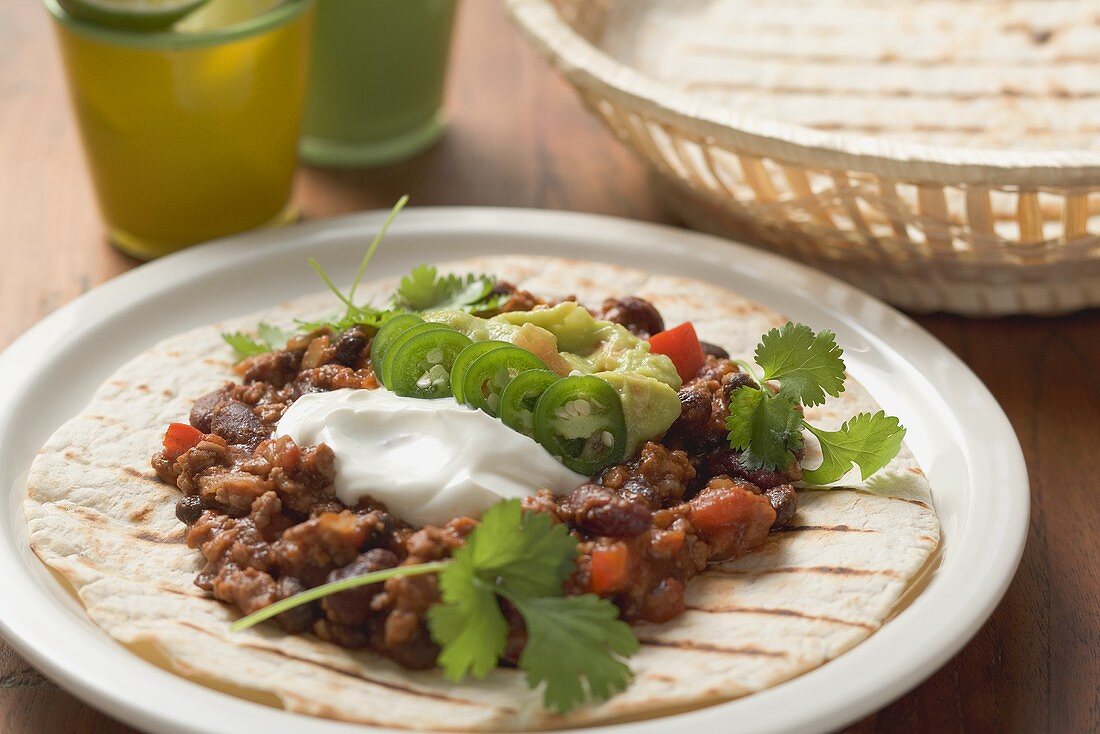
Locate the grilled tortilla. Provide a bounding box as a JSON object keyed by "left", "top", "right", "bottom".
{"left": 25, "top": 256, "right": 940, "bottom": 730}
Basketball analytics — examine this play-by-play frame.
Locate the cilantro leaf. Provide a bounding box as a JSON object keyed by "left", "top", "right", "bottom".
{"left": 221, "top": 322, "right": 290, "bottom": 359}
{"left": 392, "top": 264, "right": 507, "bottom": 314}
{"left": 512, "top": 594, "right": 639, "bottom": 714}
{"left": 221, "top": 332, "right": 268, "bottom": 358}
{"left": 429, "top": 569, "right": 508, "bottom": 680}
{"left": 257, "top": 322, "right": 289, "bottom": 349}
{"left": 463, "top": 500, "right": 578, "bottom": 599}
{"left": 429, "top": 501, "right": 574, "bottom": 680}
{"left": 756, "top": 322, "right": 845, "bottom": 407}
{"left": 802, "top": 411, "right": 906, "bottom": 484}
{"left": 426, "top": 500, "right": 636, "bottom": 711}
{"left": 726, "top": 386, "right": 805, "bottom": 471}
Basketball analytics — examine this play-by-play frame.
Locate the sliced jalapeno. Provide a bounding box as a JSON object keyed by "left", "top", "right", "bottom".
{"left": 379, "top": 321, "right": 450, "bottom": 390}
{"left": 449, "top": 340, "right": 512, "bottom": 403}
{"left": 534, "top": 375, "right": 627, "bottom": 475}
{"left": 369, "top": 313, "right": 424, "bottom": 384}
{"left": 387, "top": 328, "right": 473, "bottom": 398}
{"left": 461, "top": 346, "right": 548, "bottom": 416}
{"left": 500, "top": 369, "right": 560, "bottom": 438}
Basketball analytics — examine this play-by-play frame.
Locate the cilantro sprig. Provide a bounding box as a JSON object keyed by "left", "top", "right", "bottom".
{"left": 727, "top": 322, "right": 905, "bottom": 485}
{"left": 221, "top": 322, "right": 292, "bottom": 359}
{"left": 232, "top": 499, "right": 638, "bottom": 713}
{"left": 221, "top": 196, "right": 506, "bottom": 359}
{"left": 393, "top": 264, "right": 508, "bottom": 314}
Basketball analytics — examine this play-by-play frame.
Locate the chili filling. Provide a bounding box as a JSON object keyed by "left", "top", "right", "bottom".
{"left": 151, "top": 283, "right": 799, "bottom": 668}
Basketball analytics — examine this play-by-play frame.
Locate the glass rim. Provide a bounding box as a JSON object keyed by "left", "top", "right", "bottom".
{"left": 42, "top": 0, "right": 313, "bottom": 50}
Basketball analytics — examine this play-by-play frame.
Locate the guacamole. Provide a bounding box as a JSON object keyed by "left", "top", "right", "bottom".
{"left": 426, "top": 302, "right": 682, "bottom": 455}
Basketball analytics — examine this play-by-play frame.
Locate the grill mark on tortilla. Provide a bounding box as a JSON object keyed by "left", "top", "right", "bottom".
{"left": 638, "top": 638, "right": 787, "bottom": 658}
{"left": 173, "top": 622, "right": 516, "bottom": 712}
{"left": 135, "top": 528, "right": 185, "bottom": 544}
{"left": 683, "top": 44, "right": 1100, "bottom": 68}
{"left": 706, "top": 565, "right": 903, "bottom": 579}
{"left": 772, "top": 524, "right": 878, "bottom": 534}
{"left": 683, "top": 604, "right": 876, "bottom": 631}
{"left": 684, "top": 80, "right": 1100, "bottom": 101}
{"left": 812, "top": 487, "right": 933, "bottom": 510}
{"left": 156, "top": 584, "right": 206, "bottom": 599}
{"left": 121, "top": 466, "right": 157, "bottom": 482}
{"left": 806, "top": 123, "right": 1095, "bottom": 137}
{"left": 647, "top": 673, "right": 678, "bottom": 683}
{"left": 63, "top": 504, "right": 183, "bottom": 544}
{"left": 129, "top": 505, "right": 153, "bottom": 523}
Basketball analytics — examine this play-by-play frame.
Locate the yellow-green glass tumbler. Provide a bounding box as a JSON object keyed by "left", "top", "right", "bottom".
{"left": 45, "top": 0, "right": 315, "bottom": 260}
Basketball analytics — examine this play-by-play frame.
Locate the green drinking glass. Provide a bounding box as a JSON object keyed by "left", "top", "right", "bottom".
{"left": 300, "top": 0, "right": 458, "bottom": 168}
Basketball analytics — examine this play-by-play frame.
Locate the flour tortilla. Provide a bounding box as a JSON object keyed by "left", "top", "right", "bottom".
{"left": 25, "top": 256, "right": 940, "bottom": 731}
{"left": 602, "top": 0, "right": 1100, "bottom": 154}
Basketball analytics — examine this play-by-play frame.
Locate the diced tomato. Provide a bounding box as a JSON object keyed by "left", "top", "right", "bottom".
{"left": 648, "top": 322, "right": 706, "bottom": 383}
{"left": 589, "top": 543, "right": 632, "bottom": 595}
{"left": 688, "top": 483, "right": 776, "bottom": 561}
{"left": 162, "top": 422, "right": 204, "bottom": 460}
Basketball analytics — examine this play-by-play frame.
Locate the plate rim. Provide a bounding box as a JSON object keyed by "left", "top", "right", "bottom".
{"left": 0, "top": 207, "right": 1029, "bottom": 734}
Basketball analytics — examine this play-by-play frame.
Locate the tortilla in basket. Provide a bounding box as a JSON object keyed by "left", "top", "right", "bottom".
{"left": 25, "top": 256, "right": 940, "bottom": 730}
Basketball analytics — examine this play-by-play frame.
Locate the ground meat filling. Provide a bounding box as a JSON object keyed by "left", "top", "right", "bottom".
{"left": 152, "top": 284, "right": 797, "bottom": 664}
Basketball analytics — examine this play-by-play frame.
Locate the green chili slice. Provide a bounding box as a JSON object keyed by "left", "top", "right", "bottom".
{"left": 500, "top": 369, "right": 561, "bottom": 438}
{"left": 460, "top": 346, "right": 548, "bottom": 416}
{"left": 379, "top": 321, "right": 450, "bottom": 390}
{"left": 534, "top": 375, "right": 627, "bottom": 475}
{"left": 369, "top": 313, "right": 424, "bottom": 384}
{"left": 449, "top": 340, "right": 512, "bottom": 403}
{"left": 387, "top": 328, "right": 473, "bottom": 399}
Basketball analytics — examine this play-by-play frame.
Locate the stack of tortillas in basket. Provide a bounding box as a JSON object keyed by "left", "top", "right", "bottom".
{"left": 600, "top": 0, "right": 1100, "bottom": 152}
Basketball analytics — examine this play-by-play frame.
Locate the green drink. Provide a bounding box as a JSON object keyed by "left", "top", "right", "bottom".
{"left": 300, "top": 0, "right": 457, "bottom": 168}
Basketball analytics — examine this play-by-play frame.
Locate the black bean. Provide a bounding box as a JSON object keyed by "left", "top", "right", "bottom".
{"left": 272, "top": 576, "right": 316, "bottom": 633}
{"left": 565, "top": 484, "right": 653, "bottom": 537}
{"left": 765, "top": 485, "right": 798, "bottom": 528}
{"left": 701, "top": 449, "right": 793, "bottom": 490}
{"left": 721, "top": 371, "right": 759, "bottom": 398}
{"left": 674, "top": 386, "right": 712, "bottom": 428}
{"left": 321, "top": 549, "right": 399, "bottom": 627}
{"left": 209, "top": 399, "right": 270, "bottom": 448}
{"left": 598, "top": 297, "right": 665, "bottom": 338}
{"left": 189, "top": 388, "right": 226, "bottom": 433}
{"left": 333, "top": 327, "right": 369, "bottom": 368}
{"left": 174, "top": 495, "right": 204, "bottom": 525}
{"left": 699, "top": 341, "right": 730, "bottom": 359}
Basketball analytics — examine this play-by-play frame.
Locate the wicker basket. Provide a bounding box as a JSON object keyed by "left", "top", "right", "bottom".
{"left": 507, "top": 0, "right": 1100, "bottom": 316}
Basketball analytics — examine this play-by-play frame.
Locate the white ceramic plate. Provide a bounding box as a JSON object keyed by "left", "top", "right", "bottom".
{"left": 0, "top": 209, "right": 1027, "bottom": 734}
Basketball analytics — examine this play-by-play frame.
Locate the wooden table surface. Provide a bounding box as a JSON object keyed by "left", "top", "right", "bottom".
{"left": 1, "top": 1, "right": 1097, "bottom": 732}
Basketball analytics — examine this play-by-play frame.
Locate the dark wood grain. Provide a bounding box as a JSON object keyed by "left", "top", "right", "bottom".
{"left": 1, "top": 0, "right": 1097, "bottom": 732}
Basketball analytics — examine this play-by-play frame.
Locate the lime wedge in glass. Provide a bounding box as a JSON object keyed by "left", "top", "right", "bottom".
{"left": 172, "top": 0, "right": 286, "bottom": 32}
{"left": 57, "top": 0, "right": 211, "bottom": 30}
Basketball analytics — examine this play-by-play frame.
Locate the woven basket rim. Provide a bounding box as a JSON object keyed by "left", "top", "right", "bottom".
{"left": 507, "top": 0, "right": 1100, "bottom": 187}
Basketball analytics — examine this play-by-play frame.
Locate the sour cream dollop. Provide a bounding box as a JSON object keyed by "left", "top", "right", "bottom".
{"left": 276, "top": 388, "right": 587, "bottom": 526}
